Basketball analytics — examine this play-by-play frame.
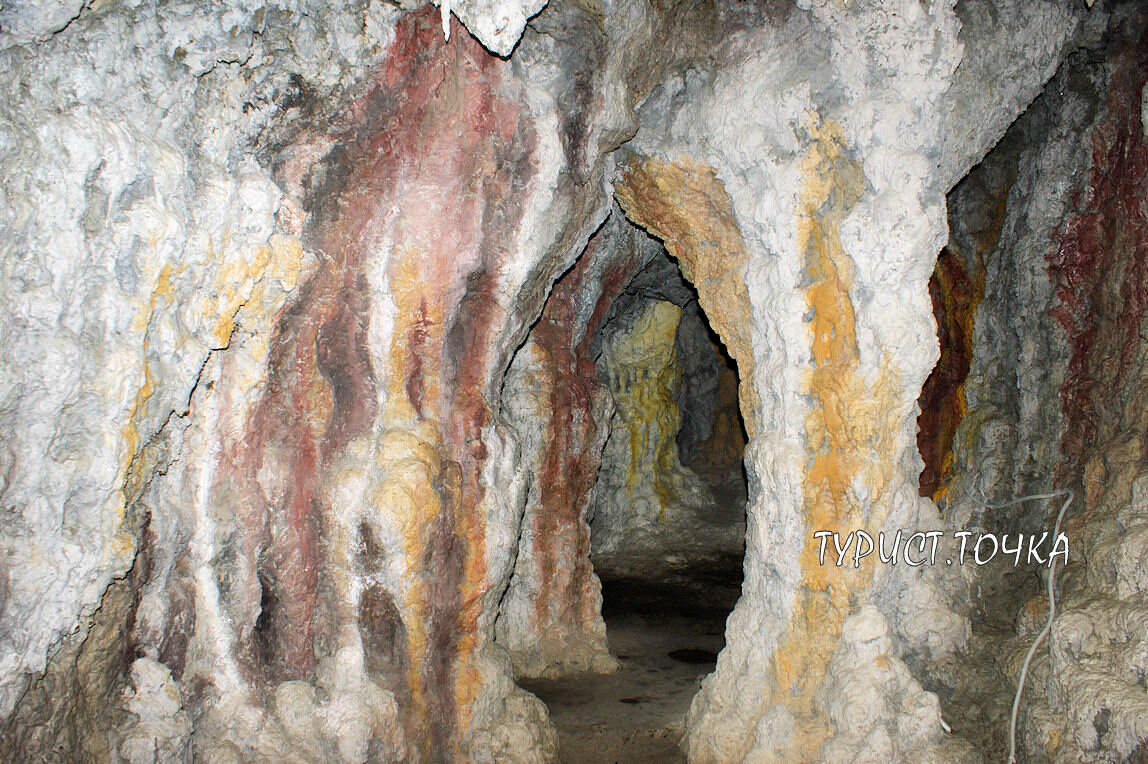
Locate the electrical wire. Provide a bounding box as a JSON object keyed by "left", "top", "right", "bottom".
{"left": 959, "top": 477, "right": 1074, "bottom": 764}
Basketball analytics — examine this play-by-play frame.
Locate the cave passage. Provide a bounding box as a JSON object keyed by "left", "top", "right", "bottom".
{"left": 515, "top": 229, "right": 747, "bottom": 762}
{"left": 8, "top": 0, "right": 1148, "bottom": 760}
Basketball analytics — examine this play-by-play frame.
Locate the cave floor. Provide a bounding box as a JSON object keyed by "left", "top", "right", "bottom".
{"left": 519, "top": 561, "right": 743, "bottom": 764}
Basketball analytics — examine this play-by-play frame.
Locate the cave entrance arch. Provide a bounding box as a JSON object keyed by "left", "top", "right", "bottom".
{"left": 495, "top": 203, "right": 749, "bottom": 759}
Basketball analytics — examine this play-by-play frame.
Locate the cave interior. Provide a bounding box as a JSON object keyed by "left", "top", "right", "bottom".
{"left": 1, "top": 0, "right": 1147, "bottom": 762}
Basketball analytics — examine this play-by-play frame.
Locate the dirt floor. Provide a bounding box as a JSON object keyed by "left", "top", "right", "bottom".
{"left": 519, "top": 564, "right": 743, "bottom": 764}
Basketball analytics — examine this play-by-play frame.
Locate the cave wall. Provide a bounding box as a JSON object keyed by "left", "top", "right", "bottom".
{"left": 587, "top": 240, "right": 746, "bottom": 579}
{"left": 590, "top": 294, "right": 742, "bottom": 575}
{"left": 0, "top": 0, "right": 657, "bottom": 758}
{"left": 0, "top": 0, "right": 730, "bottom": 757}
{"left": 676, "top": 302, "right": 745, "bottom": 483}
{"left": 0, "top": 0, "right": 1112, "bottom": 760}
{"left": 612, "top": 1, "right": 1083, "bottom": 759}
{"left": 0, "top": 0, "right": 394, "bottom": 752}
{"left": 935, "top": 7, "right": 1148, "bottom": 760}
{"left": 494, "top": 211, "right": 647, "bottom": 680}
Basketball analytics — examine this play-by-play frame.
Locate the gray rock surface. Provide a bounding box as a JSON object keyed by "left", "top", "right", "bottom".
{"left": 0, "top": 0, "right": 1128, "bottom": 760}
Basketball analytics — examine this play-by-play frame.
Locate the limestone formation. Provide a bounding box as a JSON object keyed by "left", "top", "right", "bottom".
{"left": 0, "top": 0, "right": 1143, "bottom": 761}
{"left": 934, "top": 10, "right": 1148, "bottom": 759}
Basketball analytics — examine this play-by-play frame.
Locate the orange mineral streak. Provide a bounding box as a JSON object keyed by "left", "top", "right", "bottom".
{"left": 374, "top": 414, "right": 482, "bottom": 754}
{"left": 613, "top": 129, "right": 905, "bottom": 760}
{"left": 920, "top": 174, "right": 1003, "bottom": 502}
{"left": 923, "top": 250, "right": 985, "bottom": 503}
{"left": 773, "top": 119, "right": 902, "bottom": 756}
{"left": 387, "top": 250, "right": 446, "bottom": 424}
{"left": 380, "top": 251, "right": 460, "bottom": 743}
{"left": 453, "top": 469, "right": 489, "bottom": 724}
{"left": 121, "top": 264, "right": 176, "bottom": 508}
{"left": 613, "top": 155, "right": 759, "bottom": 436}
{"left": 372, "top": 427, "right": 441, "bottom": 741}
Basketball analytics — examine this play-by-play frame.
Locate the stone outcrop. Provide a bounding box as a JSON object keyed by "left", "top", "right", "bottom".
{"left": 935, "top": 9, "right": 1148, "bottom": 760}
{"left": 2, "top": 0, "right": 1139, "bottom": 761}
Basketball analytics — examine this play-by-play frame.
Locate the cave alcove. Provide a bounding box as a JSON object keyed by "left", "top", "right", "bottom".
{"left": 495, "top": 211, "right": 747, "bottom": 761}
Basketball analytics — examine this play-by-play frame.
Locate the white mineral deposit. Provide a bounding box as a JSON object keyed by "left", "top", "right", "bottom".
{"left": 1, "top": 0, "right": 1145, "bottom": 761}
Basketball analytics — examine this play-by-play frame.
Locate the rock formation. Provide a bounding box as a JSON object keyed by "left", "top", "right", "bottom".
{"left": 0, "top": 0, "right": 1144, "bottom": 761}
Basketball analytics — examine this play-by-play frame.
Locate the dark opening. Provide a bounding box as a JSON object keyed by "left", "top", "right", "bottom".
{"left": 519, "top": 230, "right": 746, "bottom": 762}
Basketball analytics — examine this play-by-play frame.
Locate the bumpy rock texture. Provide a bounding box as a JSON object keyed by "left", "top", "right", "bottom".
{"left": 676, "top": 300, "right": 745, "bottom": 483}
{"left": 1, "top": 0, "right": 1140, "bottom": 761}
{"left": 589, "top": 245, "right": 745, "bottom": 579}
{"left": 495, "top": 213, "right": 638, "bottom": 681}
{"left": 933, "top": 8, "right": 1148, "bottom": 761}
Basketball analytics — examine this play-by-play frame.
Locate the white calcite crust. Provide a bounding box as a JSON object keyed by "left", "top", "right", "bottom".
{"left": 0, "top": 0, "right": 398, "bottom": 731}
{"left": 0, "top": 0, "right": 1121, "bottom": 760}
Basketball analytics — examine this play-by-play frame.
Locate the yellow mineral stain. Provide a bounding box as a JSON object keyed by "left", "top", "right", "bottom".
{"left": 768, "top": 117, "right": 906, "bottom": 756}
{"left": 386, "top": 250, "right": 444, "bottom": 423}
{"left": 456, "top": 481, "right": 491, "bottom": 720}
{"left": 376, "top": 428, "right": 440, "bottom": 747}
{"left": 454, "top": 629, "right": 482, "bottom": 723}
{"left": 119, "top": 255, "right": 178, "bottom": 544}
{"left": 131, "top": 262, "right": 176, "bottom": 334}
{"left": 119, "top": 233, "right": 307, "bottom": 558}
{"left": 116, "top": 354, "right": 159, "bottom": 537}
{"left": 602, "top": 300, "right": 684, "bottom": 518}
{"left": 122, "top": 363, "right": 156, "bottom": 464}
{"left": 373, "top": 323, "right": 491, "bottom": 743}
{"left": 208, "top": 236, "right": 307, "bottom": 347}
{"left": 110, "top": 528, "right": 138, "bottom": 559}
{"left": 614, "top": 155, "right": 759, "bottom": 439}
{"left": 374, "top": 425, "right": 483, "bottom": 754}
{"left": 614, "top": 137, "right": 910, "bottom": 761}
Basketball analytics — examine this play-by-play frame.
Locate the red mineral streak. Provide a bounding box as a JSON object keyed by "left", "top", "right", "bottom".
{"left": 225, "top": 4, "right": 546, "bottom": 752}
{"left": 917, "top": 247, "right": 979, "bottom": 499}
{"left": 584, "top": 260, "right": 635, "bottom": 346}
{"left": 1048, "top": 29, "right": 1148, "bottom": 487}
{"left": 528, "top": 234, "right": 640, "bottom": 631}
{"left": 157, "top": 554, "right": 196, "bottom": 681}
{"left": 405, "top": 297, "right": 432, "bottom": 418}
{"left": 228, "top": 261, "right": 378, "bottom": 684}
{"left": 292, "top": 7, "right": 538, "bottom": 755}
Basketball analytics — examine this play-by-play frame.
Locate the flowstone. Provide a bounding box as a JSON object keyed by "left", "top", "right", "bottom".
{"left": 0, "top": 0, "right": 1122, "bottom": 760}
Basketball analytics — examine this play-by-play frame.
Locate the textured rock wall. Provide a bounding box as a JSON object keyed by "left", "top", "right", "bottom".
{"left": 0, "top": 0, "right": 1107, "bottom": 760}
{"left": 0, "top": 0, "right": 645, "bottom": 758}
{"left": 614, "top": 1, "right": 1082, "bottom": 760}
{"left": 499, "top": 208, "right": 744, "bottom": 673}
{"left": 0, "top": 0, "right": 741, "bottom": 755}
{"left": 916, "top": 244, "right": 984, "bottom": 501}
{"left": 495, "top": 212, "right": 647, "bottom": 680}
{"left": 150, "top": 10, "right": 645, "bottom": 760}
{"left": 674, "top": 306, "right": 722, "bottom": 464}
{"left": 676, "top": 300, "right": 745, "bottom": 482}
{"left": 0, "top": 0, "right": 395, "bottom": 747}
{"left": 938, "top": 8, "right": 1148, "bottom": 760}
{"left": 591, "top": 295, "right": 743, "bottom": 577}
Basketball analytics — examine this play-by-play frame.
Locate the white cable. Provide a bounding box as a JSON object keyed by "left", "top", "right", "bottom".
{"left": 960, "top": 477, "right": 1074, "bottom": 764}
